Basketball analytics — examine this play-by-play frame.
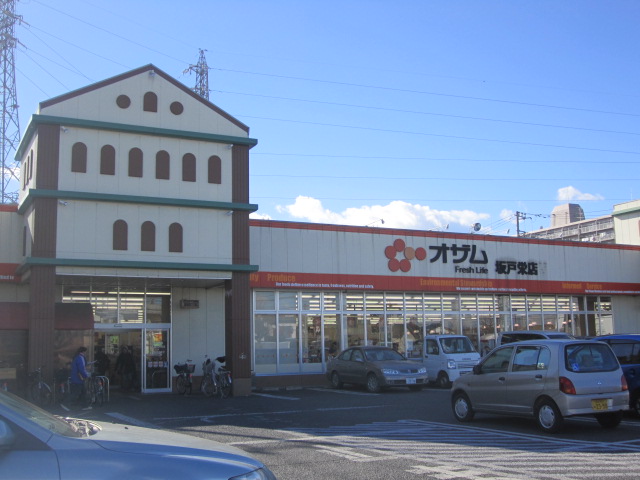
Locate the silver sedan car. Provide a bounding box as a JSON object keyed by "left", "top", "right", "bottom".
{"left": 0, "top": 389, "right": 276, "bottom": 479}
{"left": 326, "top": 346, "right": 428, "bottom": 393}
{"left": 451, "top": 339, "right": 629, "bottom": 433}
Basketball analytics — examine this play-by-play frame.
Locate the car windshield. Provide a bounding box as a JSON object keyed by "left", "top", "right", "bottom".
{"left": 365, "top": 349, "right": 405, "bottom": 362}
{"left": 440, "top": 337, "right": 476, "bottom": 354}
{"left": 565, "top": 343, "right": 619, "bottom": 373}
{"left": 0, "top": 389, "right": 86, "bottom": 438}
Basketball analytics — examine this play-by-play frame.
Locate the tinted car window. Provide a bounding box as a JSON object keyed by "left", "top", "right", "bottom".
{"left": 565, "top": 343, "right": 619, "bottom": 373}
{"left": 481, "top": 347, "right": 513, "bottom": 373}
{"left": 512, "top": 346, "right": 551, "bottom": 372}
{"left": 352, "top": 349, "right": 364, "bottom": 362}
{"left": 339, "top": 349, "right": 352, "bottom": 361}
{"left": 608, "top": 342, "right": 640, "bottom": 365}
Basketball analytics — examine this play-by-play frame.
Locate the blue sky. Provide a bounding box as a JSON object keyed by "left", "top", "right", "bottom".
{"left": 8, "top": 0, "right": 640, "bottom": 234}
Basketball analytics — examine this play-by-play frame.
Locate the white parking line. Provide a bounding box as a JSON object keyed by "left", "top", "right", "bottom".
{"left": 106, "top": 412, "right": 158, "bottom": 429}
{"left": 253, "top": 393, "right": 300, "bottom": 401}
{"left": 307, "top": 387, "right": 379, "bottom": 396}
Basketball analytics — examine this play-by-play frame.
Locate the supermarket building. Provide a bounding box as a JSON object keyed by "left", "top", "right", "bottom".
{"left": 1, "top": 65, "right": 640, "bottom": 393}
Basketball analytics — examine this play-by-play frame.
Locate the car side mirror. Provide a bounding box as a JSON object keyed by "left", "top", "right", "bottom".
{"left": 0, "top": 420, "right": 16, "bottom": 449}
{"left": 472, "top": 364, "right": 482, "bottom": 375}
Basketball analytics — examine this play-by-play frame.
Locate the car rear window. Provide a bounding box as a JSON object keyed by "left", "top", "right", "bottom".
{"left": 565, "top": 343, "right": 619, "bottom": 373}
{"left": 607, "top": 342, "right": 640, "bottom": 365}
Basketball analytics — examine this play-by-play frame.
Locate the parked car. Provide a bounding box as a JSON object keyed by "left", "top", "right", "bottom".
{"left": 451, "top": 339, "right": 628, "bottom": 433}
{"left": 0, "top": 389, "right": 276, "bottom": 479}
{"left": 496, "top": 330, "right": 574, "bottom": 346}
{"left": 423, "top": 335, "right": 480, "bottom": 388}
{"left": 326, "top": 346, "right": 428, "bottom": 393}
{"left": 596, "top": 334, "right": 640, "bottom": 416}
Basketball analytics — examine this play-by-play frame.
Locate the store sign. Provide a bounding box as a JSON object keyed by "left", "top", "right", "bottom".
{"left": 0, "top": 263, "right": 19, "bottom": 283}
{"left": 386, "top": 238, "right": 539, "bottom": 277}
{"left": 179, "top": 299, "right": 200, "bottom": 309}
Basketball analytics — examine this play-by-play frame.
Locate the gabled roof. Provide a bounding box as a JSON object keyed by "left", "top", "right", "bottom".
{"left": 39, "top": 64, "right": 249, "bottom": 133}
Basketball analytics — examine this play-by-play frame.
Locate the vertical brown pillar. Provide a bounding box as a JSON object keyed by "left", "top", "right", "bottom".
{"left": 227, "top": 144, "right": 252, "bottom": 395}
{"left": 28, "top": 124, "right": 60, "bottom": 379}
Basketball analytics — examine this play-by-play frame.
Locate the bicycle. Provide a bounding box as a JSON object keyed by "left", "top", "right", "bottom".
{"left": 53, "top": 367, "right": 70, "bottom": 404}
{"left": 28, "top": 366, "right": 52, "bottom": 407}
{"left": 214, "top": 356, "right": 232, "bottom": 399}
{"left": 199, "top": 356, "right": 218, "bottom": 397}
{"left": 86, "top": 372, "right": 105, "bottom": 407}
{"left": 174, "top": 360, "right": 194, "bottom": 395}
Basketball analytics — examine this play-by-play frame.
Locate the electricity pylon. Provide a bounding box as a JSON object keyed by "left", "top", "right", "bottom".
{"left": 184, "top": 48, "right": 210, "bottom": 100}
{"left": 0, "top": 0, "right": 21, "bottom": 204}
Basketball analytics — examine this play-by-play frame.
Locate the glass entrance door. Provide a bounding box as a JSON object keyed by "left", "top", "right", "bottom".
{"left": 144, "top": 329, "right": 170, "bottom": 392}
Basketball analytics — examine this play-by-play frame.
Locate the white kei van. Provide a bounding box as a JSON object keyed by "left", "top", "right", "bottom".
{"left": 423, "top": 335, "right": 481, "bottom": 388}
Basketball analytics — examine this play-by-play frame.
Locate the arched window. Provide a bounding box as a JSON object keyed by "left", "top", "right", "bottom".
{"left": 141, "top": 221, "right": 156, "bottom": 252}
{"left": 100, "top": 145, "right": 116, "bottom": 175}
{"left": 169, "top": 223, "right": 183, "bottom": 253}
{"left": 113, "top": 220, "right": 128, "bottom": 251}
{"left": 156, "top": 150, "right": 170, "bottom": 180}
{"left": 208, "top": 155, "right": 221, "bottom": 184}
{"left": 71, "top": 142, "right": 87, "bottom": 173}
{"left": 182, "top": 153, "right": 196, "bottom": 182}
{"left": 143, "top": 92, "right": 158, "bottom": 112}
{"left": 128, "top": 148, "right": 143, "bottom": 177}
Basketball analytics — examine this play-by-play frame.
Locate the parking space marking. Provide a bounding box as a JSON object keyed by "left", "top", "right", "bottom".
{"left": 287, "top": 419, "right": 640, "bottom": 479}
{"left": 106, "top": 412, "right": 158, "bottom": 429}
{"left": 307, "top": 388, "right": 380, "bottom": 396}
{"left": 253, "top": 393, "right": 300, "bottom": 401}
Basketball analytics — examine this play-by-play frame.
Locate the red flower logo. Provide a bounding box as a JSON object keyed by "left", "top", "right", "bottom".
{"left": 385, "top": 239, "right": 426, "bottom": 272}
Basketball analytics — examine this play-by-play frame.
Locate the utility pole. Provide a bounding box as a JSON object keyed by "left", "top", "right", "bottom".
{"left": 515, "top": 211, "right": 529, "bottom": 237}
{"left": 184, "top": 49, "right": 210, "bottom": 100}
{"left": 0, "top": 0, "right": 21, "bottom": 204}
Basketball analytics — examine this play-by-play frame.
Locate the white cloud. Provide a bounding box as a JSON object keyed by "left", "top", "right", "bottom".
{"left": 249, "top": 212, "right": 272, "bottom": 220}
{"left": 275, "top": 196, "right": 489, "bottom": 231}
{"left": 500, "top": 209, "right": 515, "bottom": 223}
{"left": 557, "top": 186, "right": 604, "bottom": 201}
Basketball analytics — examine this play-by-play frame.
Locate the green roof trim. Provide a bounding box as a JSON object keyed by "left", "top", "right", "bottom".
{"left": 612, "top": 205, "right": 640, "bottom": 217}
{"left": 18, "top": 189, "right": 258, "bottom": 214}
{"left": 19, "top": 257, "right": 259, "bottom": 274}
{"left": 16, "top": 114, "right": 258, "bottom": 160}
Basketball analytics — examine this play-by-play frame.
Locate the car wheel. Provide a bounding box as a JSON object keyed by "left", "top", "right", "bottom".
{"left": 437, "top": 372, "right": 451, "bottom": 389}
{"left": 331, "top": 371, "right": 343, "bottom": 389}
{"left": 452, "top": 391, "right": 474, "bottom": 422}
{"left": 632, "top": 393, "right": 640, "bottom": 417}
{"left": 366, "top": 373, "right": 381, "bottom": 393}
{"left": 535, "top": 399, "right": 564, "bottom": 433}
{"left": 595, "top": 411, "right": 623, "bottom": 429}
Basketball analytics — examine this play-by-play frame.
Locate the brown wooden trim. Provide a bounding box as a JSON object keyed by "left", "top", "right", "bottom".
{"left": 0, "top": 302, "right": 29, "bottom": 329}
{"left": 28, "top": 266, "right": 57, "bottom": 378}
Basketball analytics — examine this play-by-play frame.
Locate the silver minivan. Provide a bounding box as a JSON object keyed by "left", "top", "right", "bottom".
{"left": 451, "top": 339, "right": 629, "bottom": 433}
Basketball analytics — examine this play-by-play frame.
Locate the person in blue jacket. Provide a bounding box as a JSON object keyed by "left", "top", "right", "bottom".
{"left": 69, "top": 346, "right": 91, "bottom": 409}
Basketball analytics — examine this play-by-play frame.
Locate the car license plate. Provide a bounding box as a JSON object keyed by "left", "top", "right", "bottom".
{"left": 591, "top": 399, "right": 609, "bottom": 411}
{"left": 406, "top": 378, "right": 416, "bottom": 384}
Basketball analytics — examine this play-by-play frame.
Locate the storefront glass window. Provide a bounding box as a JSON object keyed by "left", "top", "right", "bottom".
{"left": 346, "top": 314, "right": 364, "bottom": 347}
{"left": 365, "top": 293, "right": 384, "bottom": 312}
{"left": 511, "top": 296, "right": 526, "bottom": 312}
{"left": 278, "top": 292, "right": 298, "bottom": 311}
{"left": 344, "top": 293, "right": 364, "bottom": 311}
{"left": 528, "top": 314, "right": 543, "bottom": 330}
{"left": 301, "top": 314, "right": 322, "bottom": 372}
{"left": 424, "top": 294, "right": 441, "bottom": 311}
{"left": 460, "top": 295, "right": 477, "bottom": 311}
{"left": 541, "top": 296, "right": 557, "bottom": 311}
{"left": 479, "top": 313, "right": 495, "bottom": 353}
{"left": 406, "top": 314, "right": 423, "bottom": 358}
{"left": 119, "top": 289, "right": 144, "bottom": 323}
{"left": 323, "top": 292, "right": 339, "bottom": 311}
{"left": 443, "top": 314, "right": 460, "bottom": 335}
{"left": 598, "top": 297, "right": 613, "bottom": 335}
{"left": 278, "top": 314, "right": 299, "bottom": 373}
{"left": 146, "top": 292, "right": 171, "bottom": 323}
{"left": 367, "top": 314, "right": 385, "bottom": 346}
{"left": 461, "top": 314, "right": 479, "bottom": 351}
{"left": 387, "top": 314, "right": 405, "bottom": 353}
{"left": 543, "top": 314, "right": 558, "bottom": 331}
{"left": 324, "top": 314, "right": 341, "bottom": 355}
{"left": 254, "top": 314, "right": 277, "bottom": 374}
{"left": 513, "top": 313, "right": 526, "bottom": 330}
{"left": 477, "top": 295, "right": 496, "bottom": 313}
{"left": 425, "top": 314, "right": 443, "bottom": 335}
{"left": 405, "top": 294, "right": 422, "bottom": 311}
{"left": 442, "top": 294, "right": 458, "bottom": 312}
{"left": 527, "top": 296, "right": 542, "bottom": 312}
{"left": 385, "top": 293, "right": 403, "bottom": 311}
{"left": 255, "top": 291, "right": 275, "bottom": 311}
{"left": 557, "top": 296, "right": 571, "bottom": 312}
{"left": 301, "top": 292, "right": 321, "bottom": 311}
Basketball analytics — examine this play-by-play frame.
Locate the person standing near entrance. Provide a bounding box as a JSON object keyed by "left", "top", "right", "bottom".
{"left": 116, "top": 346, "right": 136, "bottom": 391}
{"left": 69, "top": 346, "right": 91, "bottom": 410}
